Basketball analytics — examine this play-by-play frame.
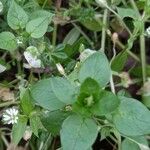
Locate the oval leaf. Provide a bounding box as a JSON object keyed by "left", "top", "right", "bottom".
{"left": 78, "top": 52, "right": 111, "bottom": 87}
{"left": 92, "top": 91, "right": 120, "bottom": 116}
{"left": 113, "top": 97, "right": 150, "bottom": 136}
{"left": 26, "top": 11, "right": 53, "bottom": 39}
{"left": 0, "top": 32, "right": 17, "bottom": 51}
{"left": 51, "top": 77, "right": 77, "bottom": 104}
{"left": 31, "top": 78, "right": 65, "bottom": 111}
{"left": 122, "top": 136, "right": 148, "bottom": 150}
{"left": 41, "top": 110, "right": 69, "bottom": 136}
{"left": 12, "top": 116, "right": 27, "bottom": 145}
{"left": 60, "top": 114, "right": 98, "bottom": 150}
{"left": 7, "top": 0, "right": 28, "bottom": 30}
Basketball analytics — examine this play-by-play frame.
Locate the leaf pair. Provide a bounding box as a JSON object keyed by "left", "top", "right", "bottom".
{"left": 7, "top": 0, "right": 53, "bottom": 38}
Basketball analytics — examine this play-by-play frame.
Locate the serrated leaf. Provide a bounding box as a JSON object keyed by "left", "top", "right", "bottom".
{"left": 31, "top": 78, "right": 65, "bottom": 110}
{"left": 113, "top": 97, "right": 150, "bottom": 136}
{"left": 0, "top": 32, "right": 17, "bottom": 51}
{"left": 79, "top": 52, "right": 111, "bottom": 87}
{"left": 60, "top": 114, "right": 98, "bottom": 150}
{"left": 51, "top": 77, "right": 77, "bottom": 104}
{"left": 7, "top": 0, "right": 28, "bottom": 30}
{"left": 12, "top": 116, "right": 27, "bottom": 145}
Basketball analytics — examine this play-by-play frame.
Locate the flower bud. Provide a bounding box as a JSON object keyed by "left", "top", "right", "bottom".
{"left": 23, "top": 126, "right": 32, "bottom": 141}
{"left": 56, "top": 63, "right": 66, "bottom": 76}
{"left": 95, "top": 0, "right": 107, "bottom": 7}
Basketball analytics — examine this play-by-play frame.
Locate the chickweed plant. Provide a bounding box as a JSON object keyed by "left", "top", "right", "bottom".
{"left": 0, "top": 0, "right": 150, "bottom": 149}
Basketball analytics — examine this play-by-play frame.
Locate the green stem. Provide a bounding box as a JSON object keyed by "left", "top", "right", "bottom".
{"left": 107, "top": 30, "right": 140, "bottom": 61}
{"left": 42, "top": 134, "right": 52, "bottom": 150}
{"left": 0, "top": 101, "right": 19, "bottom": 108}
{"left": 1, "top": 134, "right": 9, "bottom": 148}
{"left": 17, "top": 60, "right": 22, "bottom": 75}
{"left": 126, "top": 49, "right": 140, "bottom": 62}
{"left": 42, "top": 0, "right": 48, "bottom": 9}
{"left": 105, "top": 6, "right": 132, "bottom": 35}
{"left": 72, "top": 23, "right": 94, "bottom": 48}
{"left": 100, "top": 9, "right": 108, "bottom": 52}
{"left": 129, "top": 0, "right": 140, "bottom": 16}
{"left": 52, "top": 23, "right": 58, "bottom": 48}
{"left": 140, "top": 30, "right": 146, "bottom": 83}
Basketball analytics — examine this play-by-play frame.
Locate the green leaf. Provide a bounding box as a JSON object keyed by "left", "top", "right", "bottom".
{"left": 80, "top": 77, "right": 100, "bottom": 94}
{"left": 81, "top": 18, "right": 102, "bottom": 31}
{"left": 113, "top": 97, "right": 150, "bottom": 136}
{"left": 41, "top": 110, "right": 69, "bottom": 136}
{"left": 31, "top": 78, "right": 65, "bottom": 111}
{"left": 30, "top": 10, "right": 53, "bottom": 22}
{"left": 0, "top": 32, "right": 17, "bottom": 51}
{"left": 51, "top": 77, "right": 77, "bottom": 104}
{"left": 60, "top": 115, "right": 98, "bottom": 150}
{"left": 63, "top": 28, "right": 80, "bottom": 45}
{"left": 7, "top": 0, "right": 28, "bottom": 30}
{"left": 12, "top": 116, "right": 27, "bottom": 145}
{"left": 77, "top": 78, "right": 100, "bottom": 107}
{"left": 26, "top": 12, "right": 53, "bottom": 38}
{"left": 121, "top": 136, "right": 148, "bottom": 150}
{"left": 20, "top": 89, "right": 34, "bottom": 116}
{"left": 117, "top": 7, "right": 138, "bottom": 19}
{"left": 111, "top": 51, "right": 128, "bottom": 72}
{"left": 30, "top": 114, "right": 43, "bottom": 137}
{"left": 79, "top": 52, "right": 111, "bottom": 87}
{"left": 91, "top": 91, "right": 120, "bottom": 116}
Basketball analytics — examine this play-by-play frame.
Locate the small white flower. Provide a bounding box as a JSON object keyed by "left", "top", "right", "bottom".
{"left": 2, "top": 107, "right": 19, "bottom": 124}
{"left": 0, "top": 64, "right": 6, "bottom": 73}
{"left": 79, "top": 49, "right": 96, "bottom": 62}
{"left": 56, "top": 63, "right": 66, "bottom": 76}
{"left": 24, "top": 51, "right": 42, "bottom": 68}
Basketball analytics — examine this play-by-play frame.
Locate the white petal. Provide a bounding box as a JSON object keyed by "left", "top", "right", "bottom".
{"left": 10, "top": 109, "right": 14, "bottom": 115}
{"left": 3, "top": 115, "right": 10, "bottom": 121}
{"left": 7, "top": 120, "right": 12, "bottom": 124}
{"left": 0, "top": 64, "right": 6, "bottom": 73}
{"left": 23, "top": 63, "right": 32, "bottom": 69}
{"left": 30, "top": 59, "right": 41, "bottom": 68}
{"left": 12, "top": 108, "right": 18, "bottom": 115}
{"left": 14, "top": 110, "right": 18, "bottom": 115}
{"left": 6, "top": 109, "right": 11, "bottom": 115}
